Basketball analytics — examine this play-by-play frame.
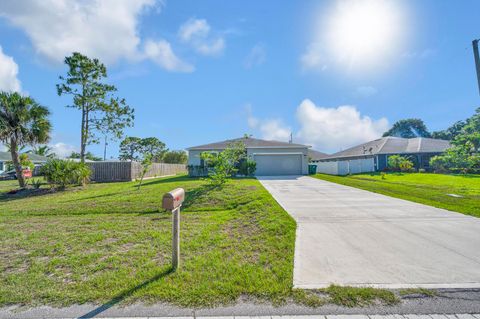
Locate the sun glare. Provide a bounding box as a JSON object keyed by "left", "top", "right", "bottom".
{"left": 323, "top": 0, "right": 406, "bottom": 71}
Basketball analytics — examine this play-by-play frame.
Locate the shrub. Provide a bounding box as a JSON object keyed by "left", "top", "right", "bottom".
{"left": 388, "top": 155, "right": 414, "bottom": 172}
{"left": 246, "top": 159, "right": 256, "bottom": 176}
{"left": 41, "top": 159, "right": 91, "bottom": 189}
{"left": 19, "top": 153, "right": 35, "bottom": 170}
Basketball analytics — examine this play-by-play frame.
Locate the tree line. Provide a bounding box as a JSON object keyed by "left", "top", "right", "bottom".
{"left": 0, "top": 52, "right": 184, "bottom": 189}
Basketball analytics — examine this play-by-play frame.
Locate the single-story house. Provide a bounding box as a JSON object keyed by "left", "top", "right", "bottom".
{"left": 0, "top": 151, "right": 49, "bottom": 173}
{"left": 315, "top": 136, "right": 451, "bottom": 175}
{"left": 187, "top": 137, "right": 311, "bottom": 176}
{"left": 308, "top": 149, "right": 329, "bottom": 162}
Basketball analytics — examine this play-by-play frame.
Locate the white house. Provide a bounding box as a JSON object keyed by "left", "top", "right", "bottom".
{"left": 0, "top": 151, "right": 49, "bottom": 173}
{"left": 315, "top": 137, "right": 451, "bottom": 175}
{"left": 187, "top": 137, "right": 311, "bottom": 176}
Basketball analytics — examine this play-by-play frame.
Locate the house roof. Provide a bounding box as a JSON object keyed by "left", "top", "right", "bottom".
{"left": 187, "top": 137, "right": 310, "bottom": 150}
{"left": 308, "top": 149, "right": 329, "bottom": 160}
{"left": 322, "top": 137, "right": 451, "bottom": 160}
{"left": 0, "top": 151, "right": 49, "bottom": 162}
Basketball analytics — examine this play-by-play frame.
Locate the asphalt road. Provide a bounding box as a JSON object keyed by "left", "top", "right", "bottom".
{"left": 1, "top": 289, "right": 480, "bottom": 318}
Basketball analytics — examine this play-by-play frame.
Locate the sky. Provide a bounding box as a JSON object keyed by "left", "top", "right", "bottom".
{"left": 0, "top": 0, "right": 479, "bottom": 158}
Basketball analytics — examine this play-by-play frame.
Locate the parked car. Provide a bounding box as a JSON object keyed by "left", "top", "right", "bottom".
{"left": 0, "top": 169, "right": 17, "bottom": 180}
{"left": 0, "top": 167, "right": 33, "bottom": 180}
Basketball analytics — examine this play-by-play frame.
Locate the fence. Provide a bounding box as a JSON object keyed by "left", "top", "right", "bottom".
{"left": 87, "top": 161, "right": 187, "bottom": 182}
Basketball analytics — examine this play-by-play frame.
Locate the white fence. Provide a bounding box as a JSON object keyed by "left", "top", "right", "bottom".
{"left": 316, "top": 157, "right": 375, "bottom": 175}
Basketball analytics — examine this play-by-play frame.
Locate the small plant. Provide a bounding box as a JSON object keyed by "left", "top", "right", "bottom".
{"left": 42, "top": 159, "right": 91, "bottom": 189}
{"left": 388, "top": 155, "right": 414, "bottom": 172}
{"left": 380, "top": 172, "right": 386, "bottom": 180}
{"left": 137, "top": 154, "right": 153, "bottom": 190}
{"left": 31, "top": 178, "right": 42, "bottom": 189}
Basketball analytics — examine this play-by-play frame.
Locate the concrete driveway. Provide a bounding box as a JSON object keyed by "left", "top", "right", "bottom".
{"left": 257, "top": 175, "right": 480, "bottom": 289}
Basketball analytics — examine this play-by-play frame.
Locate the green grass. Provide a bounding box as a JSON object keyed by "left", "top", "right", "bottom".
{"left": 0, "top": 175, "right": 418, "bottom": 308}
{"left": 0, "top": 175, "right": 297, "bottom": 307}
{"left": 313, "top": 173, "right": 480, "bottom": 218}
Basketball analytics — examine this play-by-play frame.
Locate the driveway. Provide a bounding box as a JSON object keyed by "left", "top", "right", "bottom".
{"left": 257, "top": 175, "right": 480, "bottom": 289}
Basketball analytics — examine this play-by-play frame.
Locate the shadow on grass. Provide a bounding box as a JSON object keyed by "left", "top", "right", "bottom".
{"left": 0, "top": 187, "right": 53, "bottom": 203}
{"left": 78, "top": 267, "right": 174, "bottom": 318}
{"left": 133, "top": 175, "right": 195, "bottom": 188}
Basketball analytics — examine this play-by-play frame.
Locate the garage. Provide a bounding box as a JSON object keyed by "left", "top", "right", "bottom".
{"left": 254, "top": 153, "right": 303, "bottom": 176}
{"left": 187, "top": 136, "right": 309, "bottom": 176}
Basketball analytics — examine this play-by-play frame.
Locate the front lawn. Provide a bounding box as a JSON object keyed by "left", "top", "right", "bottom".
{"left": 313, "top": 173, "right": 480, "bottom": 218}
{"left": 0, "top": 176, "right": 297, "bottom": 307}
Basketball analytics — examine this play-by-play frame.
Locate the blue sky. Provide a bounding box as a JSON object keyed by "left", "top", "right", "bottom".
{"left": 0, "top": 0, "right": 479, "bottom": 157}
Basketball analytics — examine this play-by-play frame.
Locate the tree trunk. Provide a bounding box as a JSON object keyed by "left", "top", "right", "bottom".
{"left": 10, "top": 138, "right": 25, "bottom": 188}
{"left": 80, "top": 107, "right": 86, "bottom": 163}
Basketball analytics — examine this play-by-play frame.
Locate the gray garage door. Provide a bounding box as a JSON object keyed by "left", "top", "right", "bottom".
{"left": 254, "top": 154, "right": 302, "bottom": 176}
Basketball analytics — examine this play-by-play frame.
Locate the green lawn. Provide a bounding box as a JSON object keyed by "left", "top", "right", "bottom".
{"left": 313, "top": 173, "right": 480, "bottom": 218}
{"left": 0, "top": 176, "right": 298, "bottom": 307}
{"left": 0, "top": 175, "right": 402, "bottom": 308}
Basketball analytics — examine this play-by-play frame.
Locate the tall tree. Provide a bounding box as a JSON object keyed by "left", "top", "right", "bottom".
{"left": 118, "top": 136, "right": 143, "bottom": 161}
{"left": 140, "top": 137, "right": 166, "bottom": 162}
{"left": 57, "top": 52, "right": 134, "bottom": 163}
{"left": 0, "top": 92, "right": 51, "bottom": 188}
{"left": 69, "top": 151, "right": 102, "bottom": 161}
{"left": 432, "top": 120, "right": 467, "bottom": 140}
{"left": 162, "top": 150, "right": 188, "bottom": 164}
{"left": 383, "top": 118, "right": 431, "bottom": 138}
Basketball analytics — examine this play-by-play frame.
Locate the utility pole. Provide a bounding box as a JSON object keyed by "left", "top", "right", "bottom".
{"left": 473, "top": 39, "right": 480, "bottom": 95}
{"left": 103, "top": 135, "right": 108, "bottom": 161}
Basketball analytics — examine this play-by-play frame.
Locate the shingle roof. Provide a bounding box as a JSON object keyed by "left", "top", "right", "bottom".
{"left": 187, "top": 137, "right": 310, "bottom": 150}
{"left": 322, "top": 137, "right": 451, "bottom": 160}
{"left": 0, "top": 152, "right": 49, "bottom": 162}
{"left": 308, "top": 149, "right": 329, "bottom": 160}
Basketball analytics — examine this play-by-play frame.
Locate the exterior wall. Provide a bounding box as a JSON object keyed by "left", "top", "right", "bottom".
{"left": 247, "top": 147, "right": 309, "bottom": 175}
{"left": 317, "top": 157, "right": 375, "bottom": 175}
{"left": 315, "top": 161, "right": 340, "bottom": 175}
{"left": 187, "top": 150, "right": 202, "bottom": 166}
{"left": 187, "top": 149, "right": 222, "bottom": 166}
{"left": 189, "top": 147, "right": 309, "bottom": 175}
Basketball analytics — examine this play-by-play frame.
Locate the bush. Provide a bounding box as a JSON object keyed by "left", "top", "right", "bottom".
{"left": 41, "top": 159, "right": 91, "bottom": 189}
{"left": 387, "top": 155, "right": 414, "bottom": 172}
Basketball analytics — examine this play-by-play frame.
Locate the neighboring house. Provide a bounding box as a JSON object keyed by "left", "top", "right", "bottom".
{"left": 187, "top": 137, "right": 311, "bottom": 176}
{"left": 308, "top": 149, "right": 329, "bottom": 162}
{"left": 0, "top": 151, "right": 49, "bottom": 173}
{"left": 316, "top": 137, "right": 451, "bottom": 175}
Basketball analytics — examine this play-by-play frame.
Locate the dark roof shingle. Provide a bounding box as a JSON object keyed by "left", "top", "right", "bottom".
{"left": 187, "top": 137, "right": 310, "bottom": 150}
{"left": 322, "top": 137, "right": 451, "bottom": 160}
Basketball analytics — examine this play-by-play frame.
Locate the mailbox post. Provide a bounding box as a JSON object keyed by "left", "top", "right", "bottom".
{"left": 162, "top": 188, "right": 185, "bottom": 270}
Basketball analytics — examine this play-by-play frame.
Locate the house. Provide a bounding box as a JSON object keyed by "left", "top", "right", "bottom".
{"left": 0, "top": 151, "right": 49, "bottom": 173}
{"left": 187, "top": 137, "right": 311, "bottom": 176}
{"left": 308, "top": 149, "right": 329, "bottom": 162}
{"left": 315, "top": 136, "right": 451, "bottom": 175}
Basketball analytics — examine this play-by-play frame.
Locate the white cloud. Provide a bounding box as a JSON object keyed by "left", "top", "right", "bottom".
{"left": 296, "top": 99, "right": 389, "bottom": 152}
{"left": 178, "top": 18, "right": 225, "bottom": 56}
{"left": 0, "top": 46, "right": 21, "bottom": 92}
{"left": 355, "top": 86, "right": 377, "bottom": 97}
{"left": 246, "top": 105, "right": 291, "bottom": 142}
{"left": 49, "top": 142, "right": 78, "bottom": 158}
{"left": 244, "top": 44, "right": 266, "bottom": 69}
{"left": 0, "top": 0, "right": 160, "bottom": 65}
{"left": 402, "top": 49, "right": 436, "bottom": 59}
{"left": 300, "top": 43, "right": 327, "bottom": 72}
{"left": 143, "top": 40, "right": 194, "bottom": 72}
{"left": 246, "top": 99, "right": 389, "bottom": 153}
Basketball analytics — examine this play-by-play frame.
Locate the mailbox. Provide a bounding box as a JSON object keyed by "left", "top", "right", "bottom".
{"left": 162, "top": 188, "right": 185, "bottom": 211}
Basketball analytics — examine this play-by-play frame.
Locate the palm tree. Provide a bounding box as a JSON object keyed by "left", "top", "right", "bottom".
{"left": 28, "top": 145, "right": 54, "bottom": 158}
{"left": 0, "top": 92, "right": 51, "bottom": 188}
